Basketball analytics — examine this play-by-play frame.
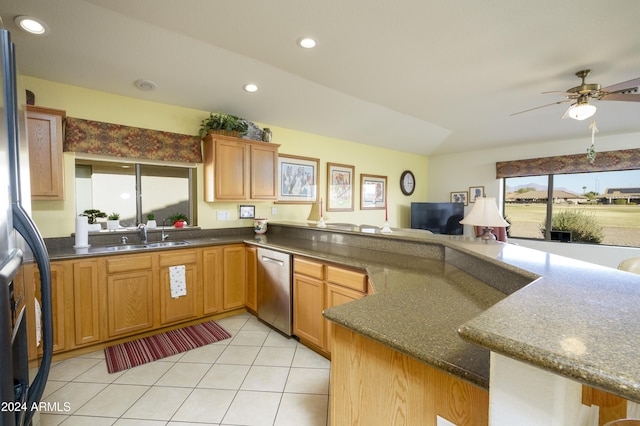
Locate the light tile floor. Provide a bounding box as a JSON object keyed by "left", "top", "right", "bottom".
{"left": 37, "top": 312, "right": 330, "bottom": 426}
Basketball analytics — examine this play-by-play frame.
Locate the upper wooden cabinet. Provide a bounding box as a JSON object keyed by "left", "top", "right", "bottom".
{"left": 26, "top": 105, "right": 66, "bottom": 200}
{"left": 203, "top": 134, "right": 279, "bottom": 202}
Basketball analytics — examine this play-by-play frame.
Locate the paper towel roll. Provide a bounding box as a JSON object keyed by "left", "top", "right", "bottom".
{"left": 74, "top": 215, "right": 89, "bottom": 248}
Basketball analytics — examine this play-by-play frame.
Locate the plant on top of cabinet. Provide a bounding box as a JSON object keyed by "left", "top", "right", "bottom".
{"left": 198, "top": 112, "right": 249, "bottom": 138}
{"left": 81, "top": 209, "right": 107, "bottom": 224}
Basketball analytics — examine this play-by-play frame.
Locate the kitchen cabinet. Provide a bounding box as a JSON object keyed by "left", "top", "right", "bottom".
{"left": 292, "top": 256, "right": 369, "bottom": 355}
{"left": 201, "top": 246, "right": 223, "bottom": 315}
{"left": 245, "top": 246, "right": 258, "bottom": 313}
{"left": 26, "top": 105, "right": 66, "bottom": 200}
{"left": 223, "top": 245, "right": 246, "bottom": 310}
{"left": 202, "top": 134, "right": 279, "bottom": 202}
{"left": 72, "top": 259, "right": 102, "bottom": 346}
{"left": 105, "top": 254, "right": 154, "bottom": 338}
{"left": 27, "top": 262, "right": 67, "bottom": 360}
{"left": 159, "top": 249, "right": 199, "bottom": 325}
{"left": 293, "top": 258, "right": 324, "bottom": 347}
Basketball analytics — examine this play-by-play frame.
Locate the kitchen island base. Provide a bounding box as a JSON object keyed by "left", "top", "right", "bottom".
{"left": 330, "top": 323, "right": 488, "bottom": 426}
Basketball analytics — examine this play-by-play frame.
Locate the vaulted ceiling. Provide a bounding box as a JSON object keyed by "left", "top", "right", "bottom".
{"left": 2, "top": 0, "right": 639, "bottom": 155}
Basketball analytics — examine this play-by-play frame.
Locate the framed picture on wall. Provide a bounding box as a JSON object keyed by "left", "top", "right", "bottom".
{"left": 327, "top": 162, "right": 355, "bottom": 211}
{"left": 469, "top": 186, "right": 485, "bottom": 202}
{"left": 450, "top": 191, "right": 468, "bottom": 206}
{"left": 360, "top": 174, "right": 387, "bottom": 210}
{"left": 277, "top": 154, "right": 319, "bottom": 203}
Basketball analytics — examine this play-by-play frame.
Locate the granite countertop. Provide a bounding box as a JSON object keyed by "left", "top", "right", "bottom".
{"left": 457, "top": 242, "right": 640, "bottom": 403}
{"left": 247, "top": 233, "right": 534, "bottom": 390}
{"left": 45, "top": 222, "right": 640, "bottom": 402}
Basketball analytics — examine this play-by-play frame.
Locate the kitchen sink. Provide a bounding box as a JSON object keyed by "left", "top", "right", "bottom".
{"left": 144, "top": 241, "right": 189, "bottom": 248}
{"left": 104, "top": 244, "right": 147, "bottom": 251}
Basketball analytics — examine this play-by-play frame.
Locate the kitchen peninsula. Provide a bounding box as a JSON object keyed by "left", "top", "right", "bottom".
{"left": 44, "top": 222, "right": 640, "bottom": 425}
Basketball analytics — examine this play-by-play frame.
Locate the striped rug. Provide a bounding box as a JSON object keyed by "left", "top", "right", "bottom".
{"left": 104, "top": 320, "right": 232, "bottom": 373}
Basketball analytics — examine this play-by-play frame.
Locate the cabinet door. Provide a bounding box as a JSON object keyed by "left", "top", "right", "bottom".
{"left": 107, "top": 270, "right": 154, "bottom": 337}
{"left": 202, "top": 247, "right": 223, "bottom": 315}
{"left": 159, "top": 250, "right": 199, "bottom": 325}
{"left": 250, "top": 143, "right": 278, "bottom": 200}
{"left": 223, "top": 245, "right": 246, "bottom": 310}
{"left": 215, "top": 139, "right": 248, "bottom": 200}
{"left": 245, "top": 246, "right": 258, "bottom": 313}
{"left": 27, "top": 262, "right": 66, "bottom": 361}
{"left": 324, "top": 283, "right": 365, "bottom": 353}
{"left": 293, "top": 274, "right": 324, "bottom": 347}
{"left": 73, "top": 260, "right": 101, "bottom": 346}
{"left": 26, "top": 106, "right": 65, "bottom": 200}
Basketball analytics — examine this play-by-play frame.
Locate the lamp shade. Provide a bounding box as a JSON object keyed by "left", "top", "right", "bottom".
{"left": 566, "top": 101, "right": 596, "bottom": 121}
{"left": 307, "top": 202, "right": 321, "bottom": 221}
{"left": 460, "top": 197, "right": 508, "bottom": 227}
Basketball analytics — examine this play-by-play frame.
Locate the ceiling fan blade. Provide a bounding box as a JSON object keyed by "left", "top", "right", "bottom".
{"left": 510, "top": 99, "right": 572, "bottom": 116}
{"left": 600, "top": 77, "right": 640, "bottom": 94}
{"left": 599, "top": 93, "right": 640, "bottom": 102}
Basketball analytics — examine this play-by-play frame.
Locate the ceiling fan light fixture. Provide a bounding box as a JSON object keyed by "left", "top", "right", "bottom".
{"left": 567, "top": 101, "right": 596, "bottom": 121}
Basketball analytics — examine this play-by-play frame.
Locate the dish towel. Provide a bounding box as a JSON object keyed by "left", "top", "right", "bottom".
{"left": 169, "top": 265, "right": 187, "bottom": 298}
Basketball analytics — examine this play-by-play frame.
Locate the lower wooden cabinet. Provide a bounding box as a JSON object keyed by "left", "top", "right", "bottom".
{"left": 159, "top": 250, "right": 199, "bottom": 325}
{"left": 293, "top": 273, "right": 324, "bottom": 347}
{"left": 72, "top": 259, "right": 101, "bottom": 346}
{"left": 202, "top": 247, "right": 223, "bottom": 315}
{"left": 293, "top": 256, "right": 369, "bottom": 356}
{"left": 105, "top": 254, "right": 154, "bottom": 338}
{"left": 245, "top": 246, "right": 257, "bottom": 313}
{"left": 223, "top": 245, "right": 246, "bottom": 310}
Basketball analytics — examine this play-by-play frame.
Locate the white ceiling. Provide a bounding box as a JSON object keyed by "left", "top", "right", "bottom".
{"left": 1, "top": 0, "right": 639, "bottom": 155}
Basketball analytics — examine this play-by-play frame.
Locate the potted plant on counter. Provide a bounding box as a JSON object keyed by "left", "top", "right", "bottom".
{"left": 198, "top": 112, "right": 249, "bottom": 138}
{"left": 107, "top": 212, "right": 120, "bottom": 230}
{"left": 168, "top": 212, "right": 188, "bottom": 228}
{"left": 146, "top": 213, "right": 157, "bottom": 229}
{"left": 81, "top": 209, "right": 107, "bottom": 231}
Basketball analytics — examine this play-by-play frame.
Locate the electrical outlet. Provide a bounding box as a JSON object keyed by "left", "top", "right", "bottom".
{"left": 271, "top": 206, "right": 277, "bottom": 215}
{"left": 216, "top": 211, "right": 230, "bottom": 220}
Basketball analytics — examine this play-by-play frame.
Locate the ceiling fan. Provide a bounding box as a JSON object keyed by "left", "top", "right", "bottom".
{"left": 512, "top": 69, "right": 640, "bottom": 120}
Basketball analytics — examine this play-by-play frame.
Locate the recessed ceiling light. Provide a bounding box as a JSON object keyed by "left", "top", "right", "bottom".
{"left": 297, "top": 37, "right": 317, "bottom": 49}
{"left": 14, "top": 16, "right": 49, "bottom": 35}
{"left": 134, "top": 79, "right": 158, "bottom": 90}
{"left": 243, "top": 83, "right": 259, "bottom": 93}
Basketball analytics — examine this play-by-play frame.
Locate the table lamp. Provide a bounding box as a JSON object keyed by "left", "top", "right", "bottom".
{"left": 307, "top": 202, "right": 327, "bottom": 228}
{"left": 459, "top": 197, "right": 508, "bottom": 240}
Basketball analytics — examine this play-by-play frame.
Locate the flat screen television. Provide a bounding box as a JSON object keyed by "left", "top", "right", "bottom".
{"left": 410, "top": 202, "right": 464, "bottom": 234}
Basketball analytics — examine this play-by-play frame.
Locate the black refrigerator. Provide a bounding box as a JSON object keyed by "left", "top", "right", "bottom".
{"left": 0, "top": 25, "right": 53, "bottom": 426}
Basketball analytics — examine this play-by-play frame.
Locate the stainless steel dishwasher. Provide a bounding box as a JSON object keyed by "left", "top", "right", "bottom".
{"left": 257, "top": 248, "right": 292, "bottom": 335}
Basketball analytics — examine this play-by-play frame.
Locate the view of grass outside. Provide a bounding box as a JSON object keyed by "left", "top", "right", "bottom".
{"left": 505, "top": 204, "right": 640, "bottom": 247}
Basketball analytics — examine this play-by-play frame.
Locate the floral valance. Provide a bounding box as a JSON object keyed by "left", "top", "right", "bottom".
{"left": 64, "top": 117, "right": 203, "bottom": 163}
{"left": 496, "top": 148, "right": 640, "bottom": 178}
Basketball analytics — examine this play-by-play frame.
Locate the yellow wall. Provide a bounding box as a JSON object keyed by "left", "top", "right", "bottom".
{"left": 24, "top": 76, "right": 429, "bottom": 238}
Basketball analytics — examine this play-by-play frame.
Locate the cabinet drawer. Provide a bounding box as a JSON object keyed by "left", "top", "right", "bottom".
{"left": 327, "top": 266, "right": 367, "bottom": 293}
{"left": 294, "top": 258, "right": 324, "bottom": 280}
{"left": 159, "top": 250, "right": 198, "bottom": 267}
{"left": 106, "top": 254, "right": 153, "bottom": 273}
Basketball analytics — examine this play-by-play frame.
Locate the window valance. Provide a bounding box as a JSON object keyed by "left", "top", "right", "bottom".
{"left": 496, "top": 148, "right": 640, "bottom": 178}
{"left": 64, "top": 117, "right": 203, "bottom": 164}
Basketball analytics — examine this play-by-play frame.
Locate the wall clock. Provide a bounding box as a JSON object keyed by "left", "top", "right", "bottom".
{"left": 400, "top": 170, "right": 415, "bottom": 196}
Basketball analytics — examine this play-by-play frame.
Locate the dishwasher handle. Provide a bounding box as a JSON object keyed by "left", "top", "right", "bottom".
{"left": 261, "top": 255, "right": 285, "bottom": 267}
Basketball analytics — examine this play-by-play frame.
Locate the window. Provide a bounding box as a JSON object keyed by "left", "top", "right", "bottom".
{"left": 504, "top": 169, "right": 640, "bottom": 247}
{"left": 75, "top": 159, "right": 194, "bottom": 227}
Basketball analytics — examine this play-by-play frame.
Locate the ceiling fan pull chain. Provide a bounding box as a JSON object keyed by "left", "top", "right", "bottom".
{"left": 587, "top": 120, "right": 598, "bottom": 164}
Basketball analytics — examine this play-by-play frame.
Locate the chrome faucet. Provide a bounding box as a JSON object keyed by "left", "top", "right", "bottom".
{"left": 161, "top": 218, "right": 171, "bottom": 241}
{"left": 138, "top": 223, "right": 147, "bottom": 243}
